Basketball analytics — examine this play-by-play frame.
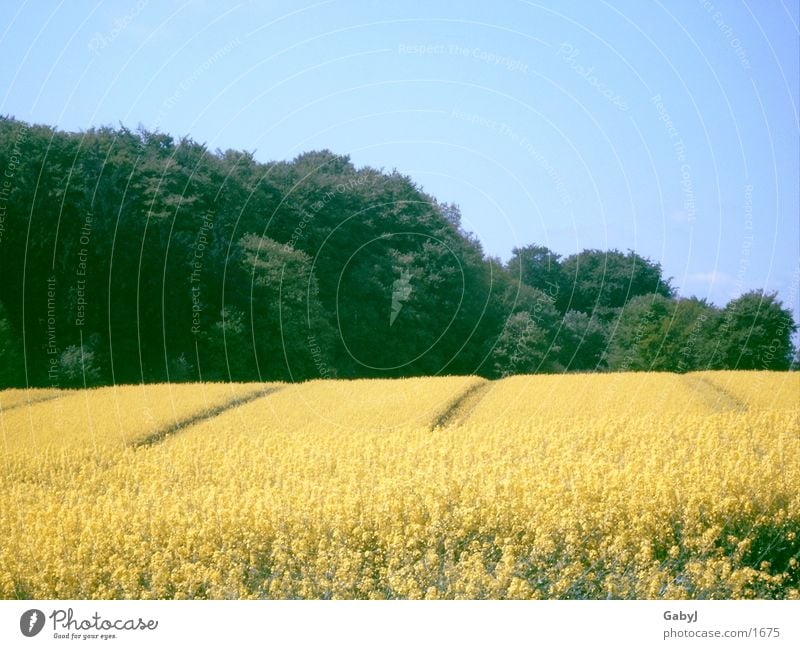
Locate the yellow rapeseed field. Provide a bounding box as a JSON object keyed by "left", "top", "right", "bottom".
{"left": 0, "top": 372, "right": 797, "bottom": 599}
{"left": 691, "top": 371, "right": 799, "bottom": 412}
{"left": 0, "top": 387, "right": 63, "bottom": 411}
{"left": 0, "top": 381, "right": 271, "bottom": 452}
{"left": 234, "top": 375, "right": 485, "bottom": 433}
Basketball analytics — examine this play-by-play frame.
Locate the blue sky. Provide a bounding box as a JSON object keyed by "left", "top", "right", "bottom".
{"left": 1, "top": 0, "right": 798, "bottom": 316}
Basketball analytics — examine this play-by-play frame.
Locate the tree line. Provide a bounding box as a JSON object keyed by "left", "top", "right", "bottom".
{"left": 0, "top": 116, "right": 796, "bottom": 387}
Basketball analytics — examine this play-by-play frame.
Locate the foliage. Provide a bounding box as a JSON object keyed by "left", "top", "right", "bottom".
{"left": 711, "top": 290, "right": 797, "bottom": 370}
{"left": 559, "top": 249, "right": 674, "bottom": 316}
{"left": 58, "top": 344, "right": 102, "bottom": 387}
{"left": 0, "top": 303, "right": 24, "bottom": 386}
{"left": 0, "top": 116, "right": 795, "bottom": 386}
{"left": 490, "top": 312, "right": 553, "bottom": 377}
{"left": 506, "top": 244, "right": 564, "bottom": 297}
{"left": 605, "top": 295, "right": 719, "bottom": 372}
{"left": 555, "top": 310, "right": 609, "bottom": 371}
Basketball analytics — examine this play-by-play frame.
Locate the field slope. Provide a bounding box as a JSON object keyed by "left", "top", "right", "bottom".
{"left": 1, "top": 372, "right": 798, "bottom": 599}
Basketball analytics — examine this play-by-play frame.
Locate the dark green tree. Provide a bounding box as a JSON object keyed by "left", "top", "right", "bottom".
{"left": 1, "top": 116, "right": 795, "bottom": 385}
{"left": 560, "top": 249, "right": 673, "bottom": 318}
{"left": 506, "top": 244, "right": 564, "bottom": 305}
{"left": 605, "top": 295, "right": 719, "bottom": 372}
{"left": 228, "top": 234, "right": 333, "bottom": 381}
{"left": 487, "top": 282, "right": 562, "bottom": 376}
{"left": 712, "top": 291, "right": 796, "bottom": 370}
{"left": 0, "top": 303, "right": 24, "bottom": 387}
{"left": 555, "top": 310, "right": 609, "bottom": 371}
{"left": 490, "top": 311, "right": 554, "bottom": 377}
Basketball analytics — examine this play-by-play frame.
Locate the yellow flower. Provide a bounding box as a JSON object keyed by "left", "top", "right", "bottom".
{"left": 0, "top": 372, "right": 797, "bottom": 599}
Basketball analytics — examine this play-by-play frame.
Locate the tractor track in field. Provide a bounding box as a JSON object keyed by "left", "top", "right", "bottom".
{"left": 683, "top": 375, "right": 747, "bottom": 413}
{"left": 430, "top": 380, "right": 492, "bottom": 430}
{"left": 133, "top": 386, "right": 281, "bottom": 448}
{"left": 0, "top": 393, "right": 63, "bottom": 412}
